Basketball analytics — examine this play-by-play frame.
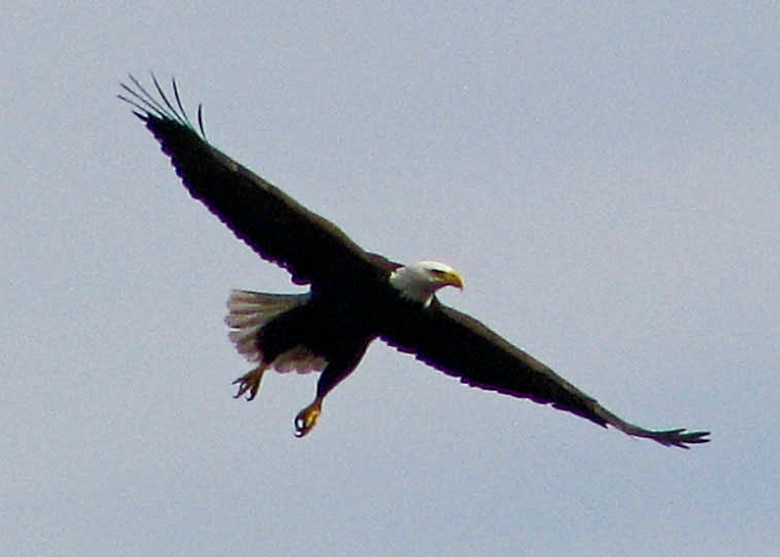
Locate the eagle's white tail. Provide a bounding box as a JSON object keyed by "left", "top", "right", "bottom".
{"left": 225, "top": 290, "right": 326, "bottom": 373}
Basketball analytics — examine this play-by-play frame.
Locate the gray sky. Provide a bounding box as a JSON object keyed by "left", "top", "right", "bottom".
{"left": 2, "top": 3, "right": 778, "bottom": 556}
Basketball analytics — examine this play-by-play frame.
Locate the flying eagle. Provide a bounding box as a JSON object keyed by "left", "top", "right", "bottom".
{"left": 120, "top": 75, "right": 709, "bottom": 448}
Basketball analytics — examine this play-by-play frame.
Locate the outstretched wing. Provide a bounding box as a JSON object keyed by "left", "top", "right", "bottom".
{"left": 382, "top": 300, "right": 710, "bottom": 448}
{"left": 119, "top": 74, "right": 381, "bottom": 286}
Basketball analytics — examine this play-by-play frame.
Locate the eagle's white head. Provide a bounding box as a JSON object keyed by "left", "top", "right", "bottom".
{"left": 389, "top": 260, "right": 464, "bottom": 305}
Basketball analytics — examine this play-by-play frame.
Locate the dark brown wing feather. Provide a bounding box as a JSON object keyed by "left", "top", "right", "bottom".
{"left": 119, "top": 75, "right": 379, "bottom": 286}
{"left": 382, "top": 300, "right": 710, "bottom": 448}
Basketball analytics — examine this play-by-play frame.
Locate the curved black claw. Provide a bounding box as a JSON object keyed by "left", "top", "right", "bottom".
{"left": 232, "top": 365, "right": 267, "bottom": 401}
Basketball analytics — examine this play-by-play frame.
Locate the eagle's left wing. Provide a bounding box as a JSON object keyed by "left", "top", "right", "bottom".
{"left": 381, "top": 300, "right": 710, "bottom": 448}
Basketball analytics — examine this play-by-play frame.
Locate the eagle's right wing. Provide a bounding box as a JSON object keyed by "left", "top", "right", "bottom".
{"left": 120, "top": 75, "right": 383, "bottom": 286}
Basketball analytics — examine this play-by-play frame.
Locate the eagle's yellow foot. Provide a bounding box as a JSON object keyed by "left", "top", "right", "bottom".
{"left": 232, "top": 364, "right": 267, "bottom": 401}
{"left": 294, "top": 397, "right": 323, "bottom": 438}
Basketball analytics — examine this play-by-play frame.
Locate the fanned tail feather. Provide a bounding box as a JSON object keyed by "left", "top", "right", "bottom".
{"left": 226, "top": 290, "right": 309, "bottom": 362}
{"left": 225, "top": 290, "right": 326, "bottom": 374}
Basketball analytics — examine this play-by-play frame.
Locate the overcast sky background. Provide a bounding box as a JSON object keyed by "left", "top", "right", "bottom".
{"left": 2, "top": 3, "right": 778, "bottom": 556}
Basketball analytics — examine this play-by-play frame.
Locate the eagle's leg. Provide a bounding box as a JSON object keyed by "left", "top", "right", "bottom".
{"left": 293, "top": 340, "right": 370, "bottom": 438}
{"left": 294, "top": 396, "right": 323, "bottom": 438}
{"left": 232, "top": 363, "right": 269, "bottom": 401}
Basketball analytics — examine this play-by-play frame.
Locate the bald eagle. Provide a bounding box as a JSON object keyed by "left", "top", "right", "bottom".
{"left": 120, "top": 75, "right": 709, "bottom": 448}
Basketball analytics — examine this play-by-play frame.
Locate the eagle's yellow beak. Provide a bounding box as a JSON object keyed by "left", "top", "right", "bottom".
{"left": 440, "top": 269, "right": 465, "bottom": 290}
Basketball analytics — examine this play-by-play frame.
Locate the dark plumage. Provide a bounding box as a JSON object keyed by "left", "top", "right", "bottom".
{"left": 120, "top": 74, "right": 709, "bottom": 447}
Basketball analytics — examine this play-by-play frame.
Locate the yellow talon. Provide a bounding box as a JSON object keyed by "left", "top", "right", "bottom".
{"left": 232, "top": 364, "right": 267, "bottom": 401}
{"left": 294, "top": 398, "right": 323, "bottom": 438}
